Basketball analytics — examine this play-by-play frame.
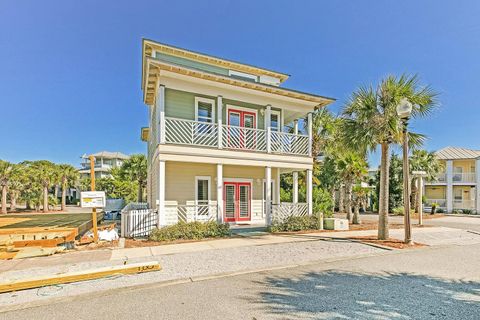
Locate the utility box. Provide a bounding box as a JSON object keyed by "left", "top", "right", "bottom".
{"left": 324, "top": 218, "right": 349, "bottom": 230}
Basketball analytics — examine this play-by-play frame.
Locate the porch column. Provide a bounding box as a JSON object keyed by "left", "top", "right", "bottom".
{"left": 158, "top": 160, "right": 166, "bottom": 226}
{"left": 265, "top": 105, "right": 271, "bottom": 153}
{"left": 217, "top": 164, "right": 224, "bottom": 223}
{"left": 276, "top": 169, "right": 281, "bottom": 204}
{"left": 158, "top": 84, "right": 166, "bottom": 144}
{"left": 306, "top": 169, "right": 313, "bottom": 215}
{"left": 265, "top": 166, "right": 272, "bottom": 225}
{"left": 293, "top": 172, "right": 299, "bottom": 203}
{"left": 446, "top": 160, "right": 453, "bottom": 213}
{"left": 307, "top": 112, "right": 313, "bottom": 157}
{"left": 476, "top": 159, "right": 480, "bottom": 213}
{"left": 217, "top": 95, "right": 223, "bottom": 149}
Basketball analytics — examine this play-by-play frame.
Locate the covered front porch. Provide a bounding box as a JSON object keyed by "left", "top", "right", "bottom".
{"left": 155, "top": 161, "right": 313, "bottom": 226}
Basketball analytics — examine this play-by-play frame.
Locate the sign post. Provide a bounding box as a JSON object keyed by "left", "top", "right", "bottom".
{"left": 89, "top": 155, "right": 99, "bottom": 243}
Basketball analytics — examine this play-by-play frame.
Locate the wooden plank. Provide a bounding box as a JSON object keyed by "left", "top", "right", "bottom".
{"left": 0, "top": 261, "right": 161, "bottom": 293}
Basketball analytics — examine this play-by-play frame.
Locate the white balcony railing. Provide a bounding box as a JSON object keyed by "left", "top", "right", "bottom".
{"left": 165, "top": 203, "right": 218, "bottom": 223}
{"left": 435, "top": 173, "right": 447, "bottom": 182}
{"left": 453, "top": 199, "right": 476, "bottom": 210}
{"left": 164, "top": 117, "right": 310, "bottom": 156}
{"left": 271, "top": 202, "right": 308, "bottom": 223}
{"left": 452, "top": 173, "right": 476, "bottom": 183}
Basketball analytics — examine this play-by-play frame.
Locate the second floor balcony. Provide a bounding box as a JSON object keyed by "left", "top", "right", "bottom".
{"left": 429, "top": 172, "right": 477, "bottom": 184}
{"left": 162, "top": 117, "right": 311, "bottom": 156}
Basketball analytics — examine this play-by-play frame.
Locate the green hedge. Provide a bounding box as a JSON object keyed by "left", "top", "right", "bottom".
{"left": 268, "top": 215, "right": 321, "bottom": 233}
{"left": 149, "top": 221, "right": 230, "bottom": 242}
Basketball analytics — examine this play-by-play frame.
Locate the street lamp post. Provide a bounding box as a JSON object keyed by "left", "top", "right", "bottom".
{"left": 397, "top": 98, "right": 413, "bottom": 245}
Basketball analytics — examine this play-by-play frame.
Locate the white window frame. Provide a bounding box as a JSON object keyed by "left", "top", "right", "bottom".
{"left": 270, "top": 110, "right": 281, "bottom": 132}
{"left": 195, "top": 176, "right": 211, "bottom": 205}
{"left": 228, "top": 70, "right": 258, "bottom": 82}
{"left": 195, "top": 97, "right": 216, "bottom": 123}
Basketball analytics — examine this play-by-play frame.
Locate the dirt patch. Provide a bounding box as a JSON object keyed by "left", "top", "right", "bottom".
{"left": 124, "top": 236, "right": 236, "bottom": 248}
{"left": 350, "top": 236, "right": 427, "bottom": 249}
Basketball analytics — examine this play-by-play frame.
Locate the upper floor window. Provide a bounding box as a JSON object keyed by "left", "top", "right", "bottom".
{"left": 270, "top": 111, "right": 281, "bottom": 132}
{"left": 195, "top": 97, "right": 215, "bottom": 123}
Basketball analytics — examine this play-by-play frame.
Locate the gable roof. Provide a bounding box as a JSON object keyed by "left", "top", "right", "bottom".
{"left": 435, "top": 147, "right": 480, "bottom": 160}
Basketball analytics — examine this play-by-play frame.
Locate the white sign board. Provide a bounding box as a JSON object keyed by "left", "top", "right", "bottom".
{"left": 81, "top": 191, "right": 106, "bottom": 208}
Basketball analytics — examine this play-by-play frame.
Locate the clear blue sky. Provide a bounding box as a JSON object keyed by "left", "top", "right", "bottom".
{"left": 1, "top": 0, "right": 480, "bottom": 168}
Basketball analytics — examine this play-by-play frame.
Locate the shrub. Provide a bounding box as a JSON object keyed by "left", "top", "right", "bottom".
{"left": 462, "top": 209, "right": 473, "bottom": 215}
{"left": 313, "top": 188, "right": 334, "bottom": 219}
{"left": 436, "top": 208, "right": 444, "bottom": 213}
{"left": 149, "top": 221, "right": 230, "bottom": 242}
{"left": 452, "top": 209, "right": 463, "bottom": 214}
{"left": 392, "top": 206, "right": 404, "bottom": 215}
{"left": 268, "top": 215, "right": 320, "bottom": 233}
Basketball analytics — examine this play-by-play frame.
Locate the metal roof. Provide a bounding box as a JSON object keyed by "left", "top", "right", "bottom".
{"left": 435, "top": 147, "right": 480, "bottom": 160}
{"left": 89, "top": 151, "right": 130, "bottom": 160}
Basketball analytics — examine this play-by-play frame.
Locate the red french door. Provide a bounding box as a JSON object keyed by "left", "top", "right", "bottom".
{"left": 227, "top": 109, "right": 256, "bottom": 150}
{"left": 224, "top": 182, "right": 251, "bottom": 222}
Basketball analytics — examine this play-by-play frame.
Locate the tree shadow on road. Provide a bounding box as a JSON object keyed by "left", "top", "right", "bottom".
{"left": 252, "top": 270, "right": 480, "bottom": 319}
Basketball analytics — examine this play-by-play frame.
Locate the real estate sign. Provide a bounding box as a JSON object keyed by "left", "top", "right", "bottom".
{"left": 80, "top": 191, "right": 106, "bottom": 208}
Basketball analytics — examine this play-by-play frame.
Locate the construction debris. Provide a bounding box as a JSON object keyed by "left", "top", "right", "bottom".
{"left": 0, "top": 261, "right": 161, "bottom": 293}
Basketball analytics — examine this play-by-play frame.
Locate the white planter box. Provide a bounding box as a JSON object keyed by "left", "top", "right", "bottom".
{"left": 324, "top": 218, "right": 349, "bottom": 230}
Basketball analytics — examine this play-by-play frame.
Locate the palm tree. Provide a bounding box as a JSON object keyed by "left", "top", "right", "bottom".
{"left": 31, "top": 160, "right": 58, "bottom": 212}
{"left": 342, "top": 74, "right": 437, "bottom": 239}
{"left": 8, "top": 166, "right": 24, "bottom": 212}
{"left": 57, "top": 164, "right": 79, "bottom": 211}
{"left": 352, "top": 185, "right": 371, "bottom": 224}
{"left": 336, "top": 152, "right": 368, "bottom": 222}
{"left": 409, "top": 150, "right": 442, "bottom": 212}
{"left": 118, "top": 154, "right": 147, "bottom": 202}
{"left": 0, "top": 160, "right": 14, "bottom": 214}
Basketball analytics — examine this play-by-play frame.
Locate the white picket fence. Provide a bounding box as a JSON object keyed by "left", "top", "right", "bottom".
{"left": 121, "top": 209, "right": 157, "bottom": 238}
{"left": 271, "top": 203, "right": 309, "bottom": 223}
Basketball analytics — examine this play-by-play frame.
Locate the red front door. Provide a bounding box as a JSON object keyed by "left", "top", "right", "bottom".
{"left": 224, "top": 182, "right": 251, "bottom": 222}
{"left": 227, "top": 109, "right": 256, "bottom": 150}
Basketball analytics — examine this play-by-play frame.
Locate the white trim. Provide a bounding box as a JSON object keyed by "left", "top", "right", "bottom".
{"left": 223, "top": 177, "right": 254, "bottom": 183}
{"left": 262, "top": 178, "right": 276, "bottom": 203}
{"left": 195, "top": 97, "right": 216, "bottom": 122}
{"left": 226, "top": 104, "right": 258, "bottom": 128}
{"left": 195, "top": 176, "right": 211, "bottom": 204}
{"left": 228, "top": 70, "right": 258, "bottom": 82}
{"left": 269, "top": 110, "right": 281, "bottom": 132}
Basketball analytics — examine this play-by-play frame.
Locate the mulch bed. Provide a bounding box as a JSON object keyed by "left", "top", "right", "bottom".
{"left": 124, "top": 235, "right": 235, "bottom": 248}
{"left": 350, "top": 236, "right": 427, "bottom": 249}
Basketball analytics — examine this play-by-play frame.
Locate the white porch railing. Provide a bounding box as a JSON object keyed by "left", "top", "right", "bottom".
{"left": 453, "top": 199, "right": 476, "bottom": 210}
{"left": 424, "top": 199, "right": 447, "bottom": 208}
{"left": 121, "top": 209, "right": 157, "bottom": 238}
{"left": 165, "top": 203, "right": 218, "bottom": 223}
{"left": 452, "top": 172, "right": 476, "bottom": 183}
{"left": 165, "top": 117, "right": 218, "bottom": 147}
{"left": 271, "top": 202, "right": 308, "bottom": 223}
{"left": 270, "top": 131, "right": 309, "bottom": 155}
{"left": 163, "top": 117, "right": 309, "bottom": 156}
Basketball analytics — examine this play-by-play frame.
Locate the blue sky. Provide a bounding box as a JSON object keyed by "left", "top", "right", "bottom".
{"left": 1, "top": 0, "right": 479, "bottom": 168}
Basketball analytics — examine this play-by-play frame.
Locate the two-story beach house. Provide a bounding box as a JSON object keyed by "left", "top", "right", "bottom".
{"left": 141, "top": 39, "right": 334, "bottom": 226}
{"left": 79, "top": 151, "right": 130, "bottom": 179}
{"left": 425, "top": 147, "right": 480, "bottom": 213}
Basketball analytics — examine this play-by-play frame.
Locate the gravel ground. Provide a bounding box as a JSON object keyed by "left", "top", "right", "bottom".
{"left": 0, "top": 238, "right": 382, "bottom": 309}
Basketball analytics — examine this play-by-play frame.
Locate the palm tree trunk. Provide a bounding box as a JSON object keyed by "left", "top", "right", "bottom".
{"left": 353, "top": 205, "right": 361, "bottom": 224}
{"left": 378, "top": 142, "right": 390, "bottom": 240}
{"left": 10, "top": 194, "right": 17, "bottom": 212}
{"left": 61, "top": 181, "right": 67, "bottom": 211}
{"left": 345, "top": 182, "right": 352, "bottom": 222}
{"left": 411, "top": 178, "right": 418, "bottom": 213}
{"left": 137, "top": 182, "right": 143, "bottom": 202}
{"left": 339, "top": 185, "right": 345, "bottom": 213}
{"left": 331, "top": 187, "right": 336, "bottom": 210}
{"left": 43, "top": 186, "right": 49, "bottom": 213}
{"left": 1, "top": 186, "right": 7, "bottom": 214}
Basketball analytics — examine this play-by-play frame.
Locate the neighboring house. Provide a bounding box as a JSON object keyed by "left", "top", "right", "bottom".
{"left": 141, "top": 39, "right": 335, "bottom": 226}
{"left": 425, "top": 146, "right": 480, "bottom": 213}
{"left": 79, "top": 151, "right": 130, "bottom": 179}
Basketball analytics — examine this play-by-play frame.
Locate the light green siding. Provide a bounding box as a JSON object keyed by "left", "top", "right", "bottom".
{"left": 155, "top": 52, "right": 229, "bottom": 76}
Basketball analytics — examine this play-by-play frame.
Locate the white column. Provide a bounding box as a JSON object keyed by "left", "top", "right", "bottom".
{"left": 217, "top": 96, "right": 223, "bottom": 149}
{"left": 158, "top": 160, "right": 166, "bottom": 226}
{"left": 418, "top": 177, "right": 423, "bottom": 225}
{"left": 293, "top": 119, "right": 299, "bottom": 135}
{"left": 307, "top": 169, "right": 313, "bottom": 215}
{"left": 276, "top": 169, "right": 281, "bottom": 204}
{"left": 158, "top": 85, "right": 166, "bottom": 144}
{"left": 476, "top": 159, "right": 480, "bottom": 213}
{"left": 292, "top": 171, "right": 299, "bottom": 203}
{"left": 265, "top": 166, "right": 272, "bottom": 225}
{"left": 265, "top": 105, "right": 271, "bottom": 153}
{"left": 307, "top": 112, "right": 313, "bottom": 157}
{"left": 446, "top": 160, "right": 453, "bottom": 213}
{"left": 217, "top": 164, "right": 224, "bottom": 223}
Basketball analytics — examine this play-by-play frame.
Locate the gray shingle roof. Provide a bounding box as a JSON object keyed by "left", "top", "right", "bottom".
{"left": 435, "top": 147, "right": 480, "bottom": 160}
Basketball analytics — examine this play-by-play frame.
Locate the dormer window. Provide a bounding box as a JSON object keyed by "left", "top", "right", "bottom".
{"left": 195, "top": 97, "right": 215, "bottom": 123}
